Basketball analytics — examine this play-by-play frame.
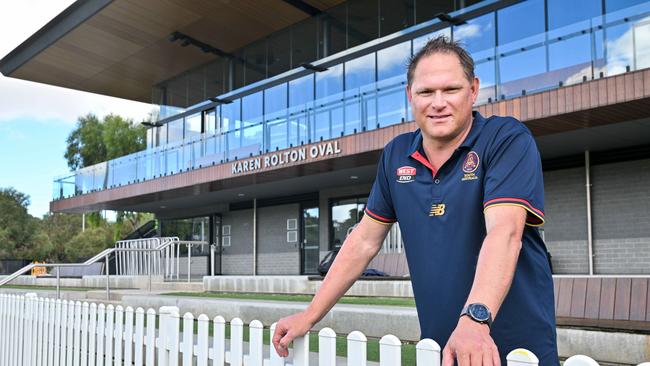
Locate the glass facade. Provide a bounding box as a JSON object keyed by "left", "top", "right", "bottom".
{"left": 53, "top": 0, "right": 650, "bottom": 200}
{"left": 330, "top": 197, "right": 367, "bottom": 249}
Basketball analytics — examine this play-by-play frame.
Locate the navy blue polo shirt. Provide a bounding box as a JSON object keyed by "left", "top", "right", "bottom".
{"left": 365, "top": 112, "right": 558, "bottom": 365}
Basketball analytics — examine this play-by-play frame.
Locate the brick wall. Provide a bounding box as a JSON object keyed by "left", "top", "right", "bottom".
{"left": 221, "top": 209, "right": 253, "bottom": 274}
{"left": 592, "top": 158, "right": 650, "bottom": 274}
{"left": 543, "top": 167, "right": 589, "bottom": 274}
{"left": 257, "top": 204, "right": 301, "bottom": 274}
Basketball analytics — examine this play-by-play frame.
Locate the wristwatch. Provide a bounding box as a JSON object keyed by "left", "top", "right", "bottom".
{"left": 460, "top": 303, "right": 493, "bottom": 328}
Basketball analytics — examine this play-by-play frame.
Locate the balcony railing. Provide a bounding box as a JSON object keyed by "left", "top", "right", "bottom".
{"left": 53, "top": 2, "right": 650, "bottom": 200}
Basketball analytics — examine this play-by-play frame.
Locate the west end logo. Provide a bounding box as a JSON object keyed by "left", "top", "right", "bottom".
{"left": 396, "top": 166, "right": 416, "bottom": 183}
{"left": 461, "top": 151, "right": 480, "bottom": 181}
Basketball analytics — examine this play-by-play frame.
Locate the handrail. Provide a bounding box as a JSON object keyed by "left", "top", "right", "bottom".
{"left": 0, "top": 237, "right": 183, "bottom": 299}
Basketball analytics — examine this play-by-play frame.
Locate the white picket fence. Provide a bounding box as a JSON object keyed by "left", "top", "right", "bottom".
{"left": 1, "top": 293, "right": 648, "bottom": 366}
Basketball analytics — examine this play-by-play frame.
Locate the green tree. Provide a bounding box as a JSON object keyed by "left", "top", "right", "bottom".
{"left": 0, "top": 188, "right": 52, "bottom": 260}
{"left": 39, "top": 213, "right": 83, "bottom": 262}
{"left": 64, "top": 113, "right": 146, "bottom": 171}
{"left": 64, "top": 225, "right": 113, "bottom": 262}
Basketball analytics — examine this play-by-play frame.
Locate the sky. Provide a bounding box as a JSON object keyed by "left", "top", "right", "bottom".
{"left": 0, "top": 1, "right": 153, "bottom": 218}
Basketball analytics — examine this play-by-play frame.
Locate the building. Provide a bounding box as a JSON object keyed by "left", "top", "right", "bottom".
{"left": 2, "top": 0, "right": 650, "bottom": 277}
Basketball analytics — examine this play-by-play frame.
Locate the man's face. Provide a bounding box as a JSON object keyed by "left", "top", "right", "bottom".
{"left": 407, "top": 52, "right": 479, "bottom": 144}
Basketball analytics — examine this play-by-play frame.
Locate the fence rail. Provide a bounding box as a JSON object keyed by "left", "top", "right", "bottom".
{"left": 2, "top": 293, "right": 648, "bottom": 366}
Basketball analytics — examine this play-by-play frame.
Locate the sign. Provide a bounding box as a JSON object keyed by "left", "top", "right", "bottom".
{"left": 231, "top": 141, "right": 342, "bottom": 175}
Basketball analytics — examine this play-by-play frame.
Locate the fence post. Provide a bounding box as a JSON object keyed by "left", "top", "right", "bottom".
{"left": 124, "top": 306, "right": 134, "bottom": 366}
{"left": 182, "top": 312, "right": 195, "bottom": 366}
{"left": 293, "top": 330, "right": 310, "bottom": 366}
{"left": 318, "top": 328, "right": 337, "bottom": 366}
{"left": 379, "top": 334, "right": 401, "bottom": 366}
{"left": 37, "top": 297, "right": 46, "bottom": 366}
{"left": 347, "top": 331, "right": 367, "bottom": 366}
{"left": 269, "top": 323, "right": 285, "bottom": 366}
{"left": 59, "top": 299, "right": 70, "bottom": 366}
{"left": 248, "top": 320, "right": 264, "bottom": 365}
{"left": 416, "top": 339, "right": 441, "bottom": 366}
{"left": 46, "top": 297, "right": 55, "bottom": 366}
{"left": 145, "top": 309, "right": 156, "bottom": 366}
{"left": 196, "top": 314, "right": 210, "bottom": 366}
{"left": 564, "top": 355, "right": 600, "bottom": 366}
{"left": 506, "top": 348, "right": 539, "bottom": 366}
{"left": 17, "top": 295, "right": 27, "bottom": 366}
{"left": 80, "top": 302, "right": 89, "bottom": 366}
{"left": 158, "top": 306, "right": 180, "bottom": 366}
{"left": 96, "top": 304, "right": 106, "bottom": 366}
{"left": 88, "top": 303, "right": 97, "bottom": 366}
{"left": 230, "top": 317, "right": 244, "bottom": 366}
{"left": 0, "top": 295, "right": 5, "bottom": 365}
{"left": 105, "top": 304, "right": 115, "bottom": 366}
{"left": 134, "top": 308, "right": 145, "bottom": 366}
{"left": 23, "top": 293, "right": 38, "bottom": 366}
{"left": 210, "top": 316, "right": 226, "bottom": 366}
{"left": 114, "top": 305, "right": 124, "bottom": 366}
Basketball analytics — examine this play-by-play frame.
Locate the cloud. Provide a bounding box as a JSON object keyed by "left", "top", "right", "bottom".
{"left": 454, "top": 24, "right": 482, "bottom": 41}
{"left": 0, "top": 76, "right": 155, "bottom": 125}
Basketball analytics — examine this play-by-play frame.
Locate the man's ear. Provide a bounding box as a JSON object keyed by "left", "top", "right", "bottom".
{"left": 406, "top": 84, "right": 413, "bottom": 104}
{"left": 471, "top": 77, "right": 480, "bottom": 103}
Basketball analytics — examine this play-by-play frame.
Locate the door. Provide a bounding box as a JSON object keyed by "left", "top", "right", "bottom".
{"left": 301, "top": 204, "right": 320, "bottom": 274}
{"left": 212, "top": 214, "right": 222, "bottom": 275}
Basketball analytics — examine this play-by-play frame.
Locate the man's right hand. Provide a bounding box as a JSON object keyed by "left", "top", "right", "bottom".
{"left": 272, "top": 311, "right": 315, "bottom": 357}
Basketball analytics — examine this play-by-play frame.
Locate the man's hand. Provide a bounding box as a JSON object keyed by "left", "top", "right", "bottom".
{"left": 272, "top": 311, "right": 315, "bottom": 357}
{"left": 442, "top": 317, "right": 500, "bottom": 366}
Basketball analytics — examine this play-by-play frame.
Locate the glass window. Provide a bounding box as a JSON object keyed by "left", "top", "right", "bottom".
{"left": 268, "top": 31, "right": 291, "bottom": 77}
{"left": 222, "top": 99, "right": 241, "bottom": 132}
{"left": 242, "top": 91, "right": 263, "bottom": 127}
{"left": 549, "top": 33, "right": 594, "bottom": 86}
{"left": 348, "top": 0, "right": 379, "bottom": 48}
{"left": 166, "top": 77, "right": 188, "bottom": 108}
{"left": 606, "top": 0, "right": 648, "bottom": 13}
{"left": 548, "top": 0, "right": 601, "bottom": 31}
{"left": 345, "top": 53, "right": 375, "bottom": 90}
{"left": 316, "top": 63, "right": 344, "bottom": 99}
{"left": 475, "top": 60, "right": 496, "bottom": 104}
{"left": 605, "top": 22, "right": 635, "bottom": 76}
{"left": 157, "top": 124, "right": 168, "bottom": 146}
{"left": 414, "top": 0, "right": 453, "bottom": 24}
{"left": 187, "top": 67, "right": 206, "bottom": 106}
{"left": 497, "top": 0, "right": 545, "bottom": 51}
{"left": 160, "top": 217, "right": 210, "bottom": 255}
{"left": 206, "top": 59, "right": 226, "bottom": 98}
{"left": 498, "top": 46, "right": 548, "bottom": 98}
{"left": 413, "top": 28, "right": 451, "bottom": 54}
{"left": 330, "top": 197, "right": 367, "bottom": 249}
{"left": 320, "top": 6, "right": 347, "bottom": 57}
{"left": 244, "top": 40, "right": 267, "bottom": 84}
{"left": 292, "top": 17, "right": 318, "bottom": 67}
{"left": 185, "top": 113, "right": 202, "bottom": 140}
{"left": 380, "top": 0, "right": 415, "bottom": 36}
{"left": 378, "top": 41, "right": 411, "bottom": 81}
{"left": 453, "top": 12, "right": 495, "bottom": 61}
{"left": 289, "top": 74, "right": 314, "bottom": 107}
{"left": 204, "top": 109, "right": 216, "bottom": 135}
{"left": 231, "top": 57, "right": 245, "bottom": 90}
{"left": 265, "top": 83, "right": 288, "bottom": 115}
{"left": 167, "top": 118, "right": 184, "bottom": 143}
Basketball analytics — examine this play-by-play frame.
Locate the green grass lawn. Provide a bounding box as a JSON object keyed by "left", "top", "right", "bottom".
{"left": 162, "top": 291, "right": 416, "bottom": 307}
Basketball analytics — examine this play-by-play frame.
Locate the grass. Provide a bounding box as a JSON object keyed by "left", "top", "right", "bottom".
{"left": 161, "top": 291, "right": 416, "bottom": 307}
{"left": 1, "top": 285, "right": 103, "bottom": 292}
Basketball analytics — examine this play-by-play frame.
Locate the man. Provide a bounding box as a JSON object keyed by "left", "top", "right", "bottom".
{"left": 272, "top": 37, "right": 558, "bottom": 365}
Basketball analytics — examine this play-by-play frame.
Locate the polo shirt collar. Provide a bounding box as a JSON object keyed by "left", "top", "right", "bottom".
{"left": 407, "top": 111, "right": 486, "bottom": 157}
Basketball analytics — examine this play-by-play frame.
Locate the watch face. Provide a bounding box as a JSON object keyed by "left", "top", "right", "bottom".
{"left": 469, "top": 304, "right": 490, "bottom": 322}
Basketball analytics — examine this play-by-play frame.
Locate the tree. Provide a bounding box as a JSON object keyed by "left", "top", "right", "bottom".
{"left": 64, "top": 113, "right": 146, "bottom": 171}
{"left": 39, "top": 213, "right": 83, "bottom": 262}
{"left": 0, "top": 188, "right": 51, "bottom": 260}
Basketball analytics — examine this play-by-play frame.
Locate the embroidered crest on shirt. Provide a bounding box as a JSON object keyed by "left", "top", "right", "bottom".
{"left": 396, "top": 166, "right": 416, "bottom": 183}
{"left": 461, "top": 151, "right": 480, "bottom": 181}
{"left": 429, "top": 203, "right": 446, "bottom": 216}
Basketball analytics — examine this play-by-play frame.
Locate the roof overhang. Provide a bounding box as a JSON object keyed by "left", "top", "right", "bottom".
{"left": 0, "top": 0, "right": 342, "bottom": 103}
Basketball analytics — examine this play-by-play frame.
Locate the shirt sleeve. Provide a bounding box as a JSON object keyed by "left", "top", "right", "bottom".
{"left": 365, "top": 150, "right": 397, "bottom": 225}
{"left": 483, "top": 128, "right": 545, "bottom": 226}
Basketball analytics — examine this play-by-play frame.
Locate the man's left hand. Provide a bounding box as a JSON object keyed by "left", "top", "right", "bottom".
{"left": 442, "top": 316, "right": 500, "bottom": 366}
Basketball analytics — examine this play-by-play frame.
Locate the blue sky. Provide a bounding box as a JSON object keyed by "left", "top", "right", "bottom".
{"left": 0, "top": 1, "right": 152, "bottom": 218}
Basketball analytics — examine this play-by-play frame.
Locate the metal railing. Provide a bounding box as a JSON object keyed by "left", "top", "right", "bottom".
{"left": 0, "top": 237, "right": 208, "bottom": 300}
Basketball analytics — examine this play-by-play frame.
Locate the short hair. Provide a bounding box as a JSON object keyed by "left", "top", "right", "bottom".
{"left": 407, "top": 36, "right": 475, "bottom": 87}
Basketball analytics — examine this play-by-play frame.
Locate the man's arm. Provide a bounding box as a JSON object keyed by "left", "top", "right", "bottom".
{"left": 272, "top": 216, "right": 392, "bottom": 357}
{"left": 442, "top": 205, "right": 527, "bottom": 366}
